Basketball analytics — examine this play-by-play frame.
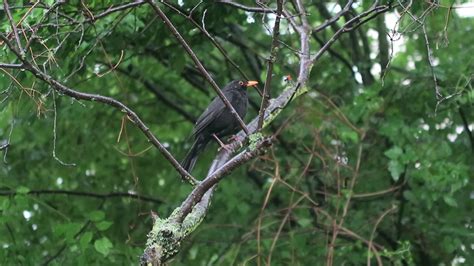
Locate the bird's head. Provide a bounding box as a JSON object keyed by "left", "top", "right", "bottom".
{"left": 226, "top": 80, "right": 259, "bottom": 91}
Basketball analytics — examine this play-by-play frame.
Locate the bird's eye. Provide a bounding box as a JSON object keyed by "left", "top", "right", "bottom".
{"left": 239, "top": 81, "right": 244, "bottom": 86}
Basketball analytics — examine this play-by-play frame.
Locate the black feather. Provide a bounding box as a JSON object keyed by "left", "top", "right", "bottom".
{"left": 180, "top": 80, "right": 249, "bottom": 175}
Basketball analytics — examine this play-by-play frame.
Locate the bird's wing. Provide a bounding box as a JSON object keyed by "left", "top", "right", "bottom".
{"left": 191, "top": 96, "right": 226, "bottom": 137}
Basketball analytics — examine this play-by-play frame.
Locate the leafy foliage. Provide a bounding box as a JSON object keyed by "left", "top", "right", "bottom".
{"left": 1, "top": 0, "right": 473, "bottom": 265}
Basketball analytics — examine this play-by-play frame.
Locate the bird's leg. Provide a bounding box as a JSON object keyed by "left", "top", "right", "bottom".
{"left": 212, "top": 134, "right": 231, "bottom": 152}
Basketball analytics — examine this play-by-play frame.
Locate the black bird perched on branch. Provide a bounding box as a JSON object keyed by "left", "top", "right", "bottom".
{"left": 181, "top": 80, "right": 258, "bottom": 174}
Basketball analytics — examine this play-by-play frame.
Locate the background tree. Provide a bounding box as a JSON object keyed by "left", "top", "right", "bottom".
{"left": 1, "top": 0, "right": 473, "bottom": 265}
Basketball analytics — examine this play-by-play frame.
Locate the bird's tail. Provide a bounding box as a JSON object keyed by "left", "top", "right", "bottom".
{"left": 181, "top": 136, "right": 207, "bottom": 175}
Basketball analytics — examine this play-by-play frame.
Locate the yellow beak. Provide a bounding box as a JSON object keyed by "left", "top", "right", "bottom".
{"left": 246, "top": 80, "right": 258, "bottom": 87}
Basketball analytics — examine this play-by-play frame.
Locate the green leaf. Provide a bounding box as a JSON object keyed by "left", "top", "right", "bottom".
{"left": 94, "top": 237, "right": 113, "bottom": 256}
{"left": 443, "top": 196, "right": 458, "bottom": 207}
{"left": 16, "top": 186, "right": 30, "bottom": 194}
{"left": 188, "top": 246, "right": 198, "bottom": 260}
{"left": 88, "top": 211, "right": 105, "bottom": 222}
{"left": 403, "top": 190, "right": 417, "bottom": 203}
{"left": 384, "top": 146, "right": 403, "bottom": 159}
{"left": 44, "top": 0, "right": 55, "bottom": 6}
{"left": 340, "top": 130, "right": 359, "bottom": 143}
{"left": 54, "top": 222, "right": 82, "bottom": 241}
{"left": 95, "top": 221, "right": 113, "bottom": 231}
{"left": 388, "top": 160, "right": 404, "bottom": 181}
{"left": 13, "top": 195, "right": 29, "bottom": 209}
{"left": 0, "top": 198, "right": 10, "bottom": 211}
{"left": 65, "top": 223, "right": 83, "bottom": 241}
{"left": 80, "top": 232, "right": 93, "bottom": 251}
{"left": 296, "top": 218, "right": 312, "bottom": 228}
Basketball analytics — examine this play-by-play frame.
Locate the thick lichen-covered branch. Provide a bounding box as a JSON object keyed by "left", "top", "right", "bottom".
{"left": 140, "top": 202, "right": 208, "bottom": 265}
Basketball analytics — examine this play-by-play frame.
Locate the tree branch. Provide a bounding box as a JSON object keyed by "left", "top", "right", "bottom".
{"left": 376, "top": 13, "right": 390, "bottom": 74}
{"left": 311, "top": 33, "right": 355, "bottom": 77}
{"left": 92, "top": 0, "right": 146, "bottom": 21}
{"left": 0, "top": 189, "right": 164, "bottom": 204}
{"left": 258, "top": 0, "right": 283, "bottom": 130}
{"left": 313, "top": 0, "right": 354, "bottom": 33}
{"left": 0, "top": 63, "right": 24, "bottom": 69}
{"left": 459, "top": 106, "right": 474, "bottom": 153}
{"left": 311, "top": 4, "right": 391, "bottom": 63}
{"left": 3, "top": 0, "right": 23, "bottom": 55}
{"left": 215, "top": 0, "right": 276, "bottom": 13}
{"left": 0, "top": 143, "right": 10, "bottom": 151}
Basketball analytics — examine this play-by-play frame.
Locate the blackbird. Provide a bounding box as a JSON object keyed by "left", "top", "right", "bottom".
{"left": 181, "top": 80, "right": 258, "bottom": 174}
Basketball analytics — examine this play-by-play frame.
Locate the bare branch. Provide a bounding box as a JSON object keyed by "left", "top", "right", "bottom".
{"left": 52, "top": 90, "right": 76, "bottom": 166}
{"left": 311, "top": 4, "right": 391, "bottom": 63}
{"left": 3, "top": 0, "right": 24, "bottom": 55}
{"left": 0, "top": 189, "right": 164, "bottom": 204}
{"left": 313, "top": 0, "right": 354, "bottom": 33}
{"left": 0, "top": 63, "right": 23, "bottom": 69}
{"left": 295, "top": 0, "right": 310, "bottom": 30}
{"left": 459, "top": 106, "right": 474, "bottom": 153}
{"left": 258, "top": 0, "right": 283, "bottom": 130}
{"left": 367, "top": 205, "right": 397, "bottom": 266}
{"left": 215, "top": 0, "right": 276, "bottom": 13}
{"left": 0, "top": 143, "right": 9, "bottom": 151}
{"left": 92, "top": 0, "right": 146, "bottom": 21}
{"left": 422, "top": 24, "right": 442, "bottom": 100}
{"left": 295, "top": 2, "right": 312, "bottom": 84}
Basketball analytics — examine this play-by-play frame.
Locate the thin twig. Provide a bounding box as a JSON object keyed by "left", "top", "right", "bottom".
{"left": 0, "top": 189, "right": 164, "bottom": 204}
{"left": 459, "top": 106, "right": 474, "bottom": 153}
{"left": 215, "top": 0, "right": 276, "bottom": 13}
{"left": 267, "top": 195, "right": 306, "bottom": 265}
{"left": 313, "top": 0, "right": 354, "bottom": 33}
{"left": 327, "top": 140, "right": 365, "bottom": 264}
{"left": 92, "top": 0, "right": 146, "bottom": 21}
{"left": 352, "top": 182, "right": 405, "bottom": 199}
{"left": 311, "top": 4, "right": 391, "bottom": 63}
{"left": 257, "top": 168, "right": 279, "bottom": 266}
{"left": 258, "top": 0, "right": 283, "bottom": 130}
{"left": 367, "top": 205, "right": 397, "bottom": 266}
{"left": 3, "top": 110, "right": 15, "bottom": 163}
{"left": 422, "top": 24, "right": 442, "bottom": 101}
{"left": 0, "top": 143, "right": 9, "bottom": 151}
{"left": 0, "top": 63, "right": 24, "bottom": 69}
{"left": 3, "top": 0, "right": 24, "bottom": 55}
{"left": 52, "top": 91, "right": 76, "bottom": 166}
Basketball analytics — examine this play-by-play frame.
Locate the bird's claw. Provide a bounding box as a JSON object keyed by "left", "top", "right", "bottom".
{"left": 212, "top": 134, "right": 232, "bottom": 152}
{"left": 227, "top": 135, "right": 242, "bottom": 142}
{"left": 218, "top": 144, "right": 232, "bottom": 152}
